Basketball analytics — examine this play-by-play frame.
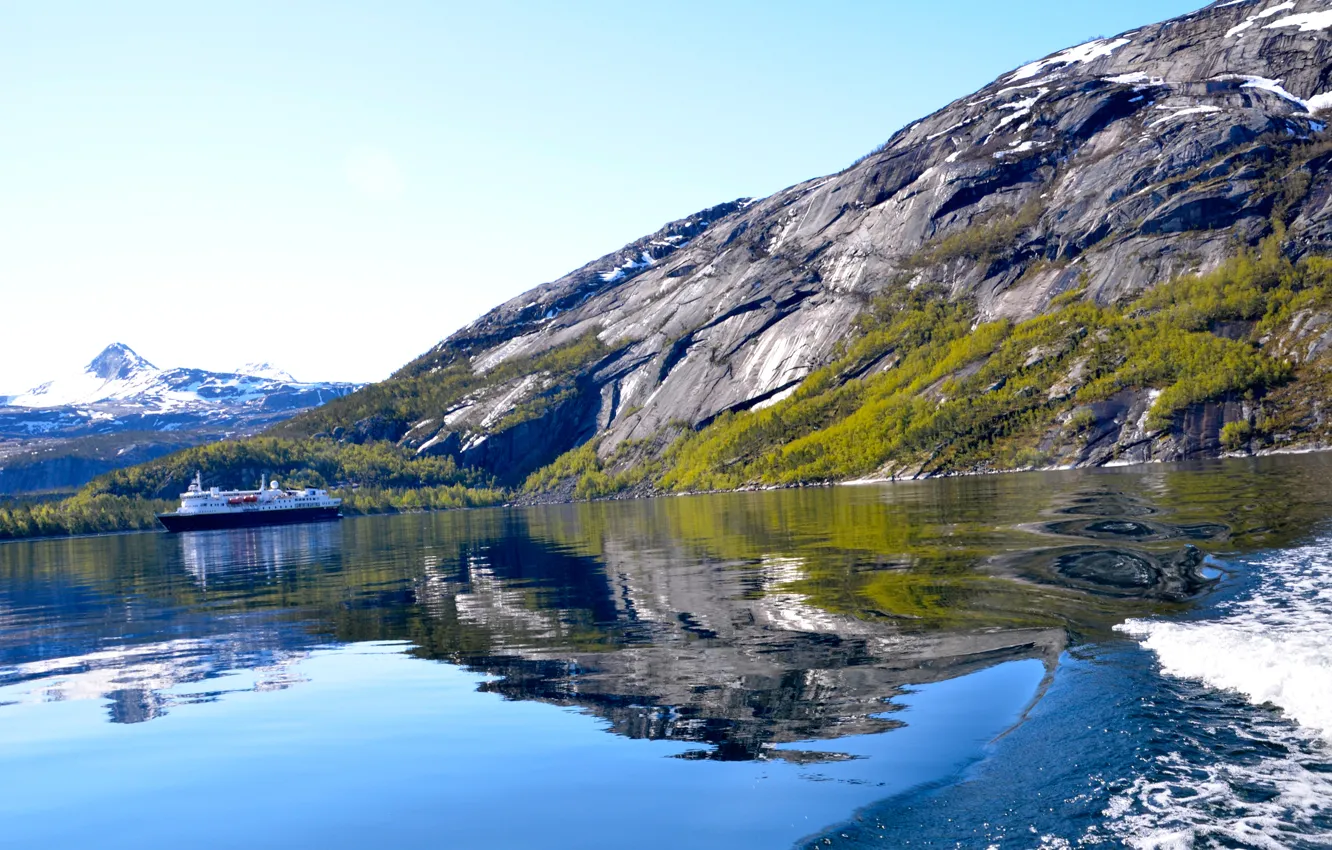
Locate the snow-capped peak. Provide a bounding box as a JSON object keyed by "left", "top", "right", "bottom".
{"left": 86, "top": 343, "right": 156, "bottom": 381}
{"left": 4, "top": 344, "right": 324, "bottom": 411}
{"left": 6, "top": 343, "right": 165, "bottom": 408}
{"left": 233, "top": 362, "right": 297, "bottom": 382}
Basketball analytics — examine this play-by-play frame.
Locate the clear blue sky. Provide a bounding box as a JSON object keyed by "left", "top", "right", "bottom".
{"left": 0, "top": 0, "right": 1202, "bottom": 391}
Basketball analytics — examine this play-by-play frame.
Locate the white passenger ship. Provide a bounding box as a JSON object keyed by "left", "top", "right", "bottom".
{"left": 157, "top": 472, "right": 342, "bottom": 532}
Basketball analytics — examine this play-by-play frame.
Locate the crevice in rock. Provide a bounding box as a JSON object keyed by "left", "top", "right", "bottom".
{"left": 694, "top": 378, "right": 806, "bottom": 430}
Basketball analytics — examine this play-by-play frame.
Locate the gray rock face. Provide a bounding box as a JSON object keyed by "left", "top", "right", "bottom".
{"left": 401, "top": 1, "right": 1332, "bottom": 477}
{"left": 86, "top": 343, "right": 155, "bottom": 381}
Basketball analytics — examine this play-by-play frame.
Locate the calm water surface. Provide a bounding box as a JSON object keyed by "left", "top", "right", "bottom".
{"left": 4, "top": 456, "right": 1332, "bottom": 848}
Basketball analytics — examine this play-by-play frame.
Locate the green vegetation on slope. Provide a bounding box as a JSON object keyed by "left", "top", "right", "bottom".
{"left": 0, "top": 493, "right": 175, "bottom": 541}
{"left": 657, "top": 236, "right": 1308, "bottom": 490}
{"left": 521, "top": 438, "right": 661, "bottom": 500}
{"left": 911, "top": 200, "right": 1045, "bottom": 267}
{"left": 276, "top": 330, "right": 611, "bottom": 441}
{"left": 487, "top": 232, "right": 1325, "bottom": 498}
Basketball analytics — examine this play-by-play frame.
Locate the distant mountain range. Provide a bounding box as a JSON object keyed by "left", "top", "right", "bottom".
{"left": 0, "top": 344, "right": 359, "bottom": 493}
{"left": 1, "top": 343, "right": 355, "bottom": 425}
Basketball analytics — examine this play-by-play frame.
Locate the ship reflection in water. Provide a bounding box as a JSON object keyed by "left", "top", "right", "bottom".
{"left": 2, "top": 456, "right": 1329, "bottom": 849}
{"left": 178, "top": 522, "right": 344, "bottom": 588}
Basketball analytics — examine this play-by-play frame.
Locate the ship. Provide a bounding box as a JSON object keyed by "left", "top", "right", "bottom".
{"left": 157, "top": 472, "right": 342, "bottom": 532}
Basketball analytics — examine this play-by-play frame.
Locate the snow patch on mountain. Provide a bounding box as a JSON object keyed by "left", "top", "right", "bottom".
{"left": 1264, "top": 10, "right": 1332, "bottom": 32}
{"left": 234, "top": 362, "right": 298, "bottom": 383}
{"left": 4, "top": 344, "right": 354, "bottom": 413}
{"left": 1009, "top": 37, "right": 1132, "bottom": 83}
{"left": 1149, "top": 104, "right": 1224, "bottom": 127}
{"left": 1214, "top": 74, "right": 1332, "bottom": 116}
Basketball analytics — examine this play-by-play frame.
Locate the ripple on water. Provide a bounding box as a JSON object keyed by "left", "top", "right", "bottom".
{"left": 1044, "top": 518, "right": 1179, "bottom": 542}
{"left": 1052, "top": 492, "right": 1163, "bottom": 518}
{"left": 1001, "top": 544, "right": 1216, "bottom": 602}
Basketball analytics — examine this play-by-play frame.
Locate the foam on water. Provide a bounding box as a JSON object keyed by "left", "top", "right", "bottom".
{"left": 1108, "top": 541, "right": 1332, "bottom": 847}
{"left": 1119, "top": 542, "right": 1332, "bottom": 739}
{"left": 1102, "top": 731, "right": 1332, "bottom": 848}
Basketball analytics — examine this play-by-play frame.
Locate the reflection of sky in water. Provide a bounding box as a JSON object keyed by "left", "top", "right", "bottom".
{"left": 0, "top": 643, "right": 1045, "bottom": 850}
{"left": 0, "top": 639, "right": 311, "bottom": 723}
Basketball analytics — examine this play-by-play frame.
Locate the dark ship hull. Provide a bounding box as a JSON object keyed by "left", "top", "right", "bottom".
{"left": 158, "top": 506, "right": 341, "bottom": 533}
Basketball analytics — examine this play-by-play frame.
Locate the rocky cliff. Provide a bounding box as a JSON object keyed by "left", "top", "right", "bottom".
{"left": 282, "top": 0, "right": 1332, "bottom": 491}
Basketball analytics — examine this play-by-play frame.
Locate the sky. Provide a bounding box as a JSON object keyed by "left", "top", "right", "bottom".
{"left": 0, "top": 0, "right": 1203, "bottom": 393}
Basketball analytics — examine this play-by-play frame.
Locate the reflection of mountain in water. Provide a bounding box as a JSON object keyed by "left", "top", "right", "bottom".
{"left": 0, "top": 510, "right": 1067, "bottom": 748}
{"left": 1004, "top": 488, "right": 1226, "bottom": 602}
{"left": 5, "top": 456, "right": 1331, "bottom": 745}
{"left": 415, "top": 535, "right": 1064, "bottom": 760}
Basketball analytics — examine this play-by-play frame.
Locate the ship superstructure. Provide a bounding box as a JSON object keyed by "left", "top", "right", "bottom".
{"left": 157, "top": 472, "right": 342, "bottom": 532}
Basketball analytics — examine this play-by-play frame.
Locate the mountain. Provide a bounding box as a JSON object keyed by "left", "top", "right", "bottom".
{"left": 66, "top": 0, "right": 1332, "bottom": 507}
{"left": 233, "top": 362, "right": 297, "bottom": 383}
{"left": 4, "top": 343, "right": 355, "bottom": 419}
{"left": 0, "top": 344, "right": 360, "bottom": 493}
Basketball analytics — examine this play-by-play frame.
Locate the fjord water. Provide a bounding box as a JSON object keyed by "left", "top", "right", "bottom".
{"left": 3, "top": 458, "right": 1332, "bottom": 848}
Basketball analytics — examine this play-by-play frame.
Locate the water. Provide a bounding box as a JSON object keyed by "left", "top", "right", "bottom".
{"left": 3, "top": 456, "right": 1332, "bottom": 848}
